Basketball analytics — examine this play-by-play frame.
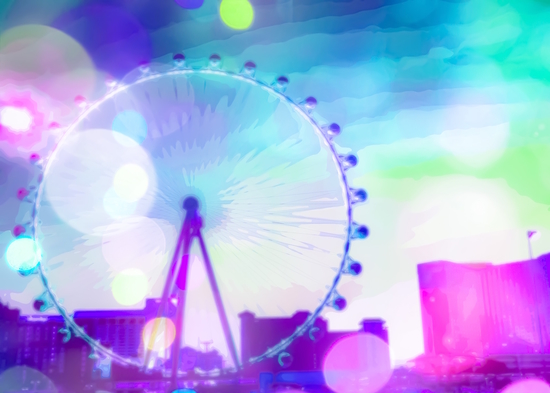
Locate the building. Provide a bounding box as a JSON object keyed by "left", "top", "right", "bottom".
{"left": 0, "top": 302, "right": 19, "bottom": 372}
{"left": 418, "top": 252, "right": 550, "bottom": 357}
{"left": 361, "top": 318, "right": 389, "bottom": 344}
{"left": 239, "top": 310, "right": 389, "bottom": 377}
{"left": 0, "top": 302, "right": 96, "bottom": 392}
{"left": 2, "top": 299, "right": 389, "bottom": 392}
{"left": 74, "top": 298, "right": 177, "bottom": 360}
{"left": 0, "top": 299, "right": 177, "bottom": 391}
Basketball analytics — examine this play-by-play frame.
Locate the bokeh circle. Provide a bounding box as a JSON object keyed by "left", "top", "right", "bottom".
{"left": 323, "top": 334, "right": 393, "bottom": 393}
{"left": 0, "top": 24, "right": 96, "bottom": 104}
{"left": 0, "top": 366, "right": 58, "bottom": 393}
{"left": 501, "top": 379, "right": 550, "bottom": 393}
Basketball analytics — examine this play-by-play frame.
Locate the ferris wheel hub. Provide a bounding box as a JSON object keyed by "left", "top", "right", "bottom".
{"left": 183, "top": 196, "right": 200, "bottom": 213}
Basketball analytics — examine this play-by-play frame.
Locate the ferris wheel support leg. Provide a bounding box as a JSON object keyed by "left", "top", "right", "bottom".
{"left": 143, "top": 220, "right": 186, "bottom": 370}
{"left": 171, "top": 235, "right": 192, "bottom": 389}
{"left": 197, "top": 230, "right": 241, "bottom": 371}
{"left": 170, "top": 289, "right": 186, "bottom": 388}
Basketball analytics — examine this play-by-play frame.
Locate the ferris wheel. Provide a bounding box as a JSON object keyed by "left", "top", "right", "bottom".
{"left": 13, "top": 54, "right": 369, "bottom": 380}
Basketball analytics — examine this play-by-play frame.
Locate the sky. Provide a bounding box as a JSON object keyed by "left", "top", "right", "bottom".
{"left": 1, "top": 0, "right": 550, "bottom": 366}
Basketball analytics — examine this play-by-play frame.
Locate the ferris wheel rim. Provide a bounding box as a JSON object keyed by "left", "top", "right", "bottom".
{"left": 29, "top": 64, "right": 355, "bottom": 371}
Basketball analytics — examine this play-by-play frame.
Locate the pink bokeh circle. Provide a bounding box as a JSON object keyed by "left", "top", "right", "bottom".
{"left": 323, "top": 333, "right": 393, "bottom": 393}
{"left": 0, "top": 25, "right": 97, "bottom": 105}
{"left": 501, "top": 379, "right": 550, "bottom": 393}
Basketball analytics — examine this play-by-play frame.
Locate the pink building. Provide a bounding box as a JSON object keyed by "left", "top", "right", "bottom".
{"left": 418, "top": 253, "right": 550, "bottom": 357}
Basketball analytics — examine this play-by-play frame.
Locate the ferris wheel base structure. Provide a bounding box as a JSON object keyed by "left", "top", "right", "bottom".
{"left": 142, "top": 196, "right": 241, "bottom": 389}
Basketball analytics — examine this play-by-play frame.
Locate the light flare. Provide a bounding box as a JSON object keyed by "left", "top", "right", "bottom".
{"left": 0, "top": 106, "right": 33, "bottom": 132}
{"left": 5, "top": 237, "right": 41, "bottom": 272}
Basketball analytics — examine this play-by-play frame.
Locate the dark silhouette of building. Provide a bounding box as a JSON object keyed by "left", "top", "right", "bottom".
{"left": 0, "top": 302, "right": 19, "bottom": 372}
{"left": 2, "top": 299, "right": 391, "bottom": 392}
{"left": 74, "top": 298, "right": 176, "bottom": 360}
{"left": 178, "top": 346, "right": 223, "bottom": 372}
{"left": 361, "top": 318, "right": 389, "bottom": 344}
{"left": 0, "top": 302, "right": 96, "bottom": 392}
{"left": 0, "top": 299, "right": 178, "bottom": 391}
{"left": 418, "top": 252, "right": 550, "bottom": 357}
{"left": 239, "top": 310, "right": 389, "bottom": 378}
